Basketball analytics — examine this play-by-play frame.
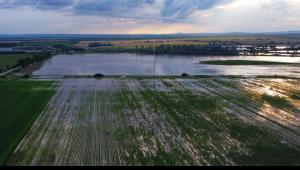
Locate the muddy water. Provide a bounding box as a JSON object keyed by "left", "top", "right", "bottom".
{"left": 33, "top": 53, "right": 300, "bottom": 77}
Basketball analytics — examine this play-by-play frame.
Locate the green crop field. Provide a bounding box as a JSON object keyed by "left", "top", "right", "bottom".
{"left": 7, "top": 78, "right": 300, "bottom": 166}
{"left": 0, "top": 54, "right": 32, "bottom": 70}
{"left": 0, "top": 80, "right": 55, "bottom": 165}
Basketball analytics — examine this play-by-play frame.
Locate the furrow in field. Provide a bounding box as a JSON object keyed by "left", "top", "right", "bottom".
{"left": 160, "top": 79, "right": 250, "bottom": 164}
{"left": 8, "top": 78, "right": 300, "bottom": 166}
{"left": 9, "top": 80, "right": 83, "bottom": 165}
{"left": 234, "top": 79, "right": 300, "bottom": 129}
{"left": 192, "top": 78, "right": 300, "bottom": 147}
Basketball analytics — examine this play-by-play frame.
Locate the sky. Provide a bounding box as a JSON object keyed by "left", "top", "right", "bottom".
{"left": 0, "top": 0, "right": 299, "bottom": 34}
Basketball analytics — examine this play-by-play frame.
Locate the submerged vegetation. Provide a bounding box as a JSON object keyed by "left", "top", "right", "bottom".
{"left": 291, "top": 91, "right": 300, "bottom": 100}
{"left": 7, "top": 78, "right": 300, "bottom": 166}
{"left": 0, "top": 80, "right": 55, "bottom": 165}
{"left": 261, "top": 94, "right": 291, "bottom": 108}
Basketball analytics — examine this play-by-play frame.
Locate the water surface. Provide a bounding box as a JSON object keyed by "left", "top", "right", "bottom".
{"left": 33, "top": 53, "right": 300, "bottom": 77}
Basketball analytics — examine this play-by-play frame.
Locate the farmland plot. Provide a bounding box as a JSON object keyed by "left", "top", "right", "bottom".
{"left": 0, "top": 80, "right": 55, "bottom": 165}
{"left": 8, "top": 78, "right": 300, "bottom": 166}
{"left": 0, "top": 54, "right": 32, "bottom": 70}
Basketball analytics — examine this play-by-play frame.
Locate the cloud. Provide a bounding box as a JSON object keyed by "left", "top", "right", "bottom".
{"left": 72, "top": 0, "right": 232, "bottom": 21}
{"left": 73, "top": 0, "right": 155, "bottom": 17}
{"left": 0, "top": 0, "right": 156, "bottom": 14}
{"left": 161, "top": 0, "right": 231, "bottom": 20}
{"left": 0, "top": 0, "right": 299, "bottom": 34}
{"left": 0, "top": 0, "right": 231, "bottom": 21}
{"left": 0, "top": 0, "right": 75, "bottom": 10}
{"left": 32, "top": 0, "right": 75, "bottom": 10}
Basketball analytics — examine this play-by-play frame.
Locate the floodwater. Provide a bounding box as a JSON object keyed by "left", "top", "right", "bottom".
{"left": 33, "top": 53, "right": 300, "bottom": 77}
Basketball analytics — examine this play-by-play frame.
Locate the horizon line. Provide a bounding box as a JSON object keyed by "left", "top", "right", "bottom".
{"left": 1, "top": 31, "right": 300, "bottom": 36}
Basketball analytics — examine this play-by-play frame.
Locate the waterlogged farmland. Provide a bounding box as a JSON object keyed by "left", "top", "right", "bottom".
{"left": 33, "top": 53, "right": 300, "bottom": 77}
{"left": 9, "top": 78, "right": 300, "bottom": 166}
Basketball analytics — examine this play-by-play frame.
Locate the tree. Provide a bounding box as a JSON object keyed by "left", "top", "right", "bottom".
{"left": 93, "top": 73, "right": 105, "bottom": 78}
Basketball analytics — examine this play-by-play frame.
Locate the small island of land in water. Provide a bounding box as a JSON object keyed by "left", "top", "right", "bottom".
{"left": 200, "top": 60, "right": 300, "bottom": 66}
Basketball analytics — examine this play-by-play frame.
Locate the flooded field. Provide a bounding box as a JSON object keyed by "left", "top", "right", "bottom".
{"left": 33, "top": 53, "right": 300, "bottom": 77}
{"left": 9, "top": 77, "right": 300, "bottom": 166}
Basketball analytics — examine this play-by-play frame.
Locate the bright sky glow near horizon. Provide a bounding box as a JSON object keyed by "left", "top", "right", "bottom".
{"left": 0, "top": 0, "right": 300, "bottom": 34}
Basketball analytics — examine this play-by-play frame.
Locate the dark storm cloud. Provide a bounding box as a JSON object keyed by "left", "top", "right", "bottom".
{"left": 72, "top": 0, "right": 227, "bottom": 19}
{"left": 0, "top": 0, "right": 230, "bottom": 20}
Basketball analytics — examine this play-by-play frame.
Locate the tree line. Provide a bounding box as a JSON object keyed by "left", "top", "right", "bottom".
{"left": 136, "top": 45, "right": 239, "bottom": 55}
{"left": 17, "top": 52, "right": 52, "bottom": 67}
{"left": 0, "top": 52, "right": 52, "bottom": 73}
{"left": 0, "top": 42, "right": 19, "bottom": 48}
{"left": 90, "top": 45, "right": 240, "bottom": 55}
